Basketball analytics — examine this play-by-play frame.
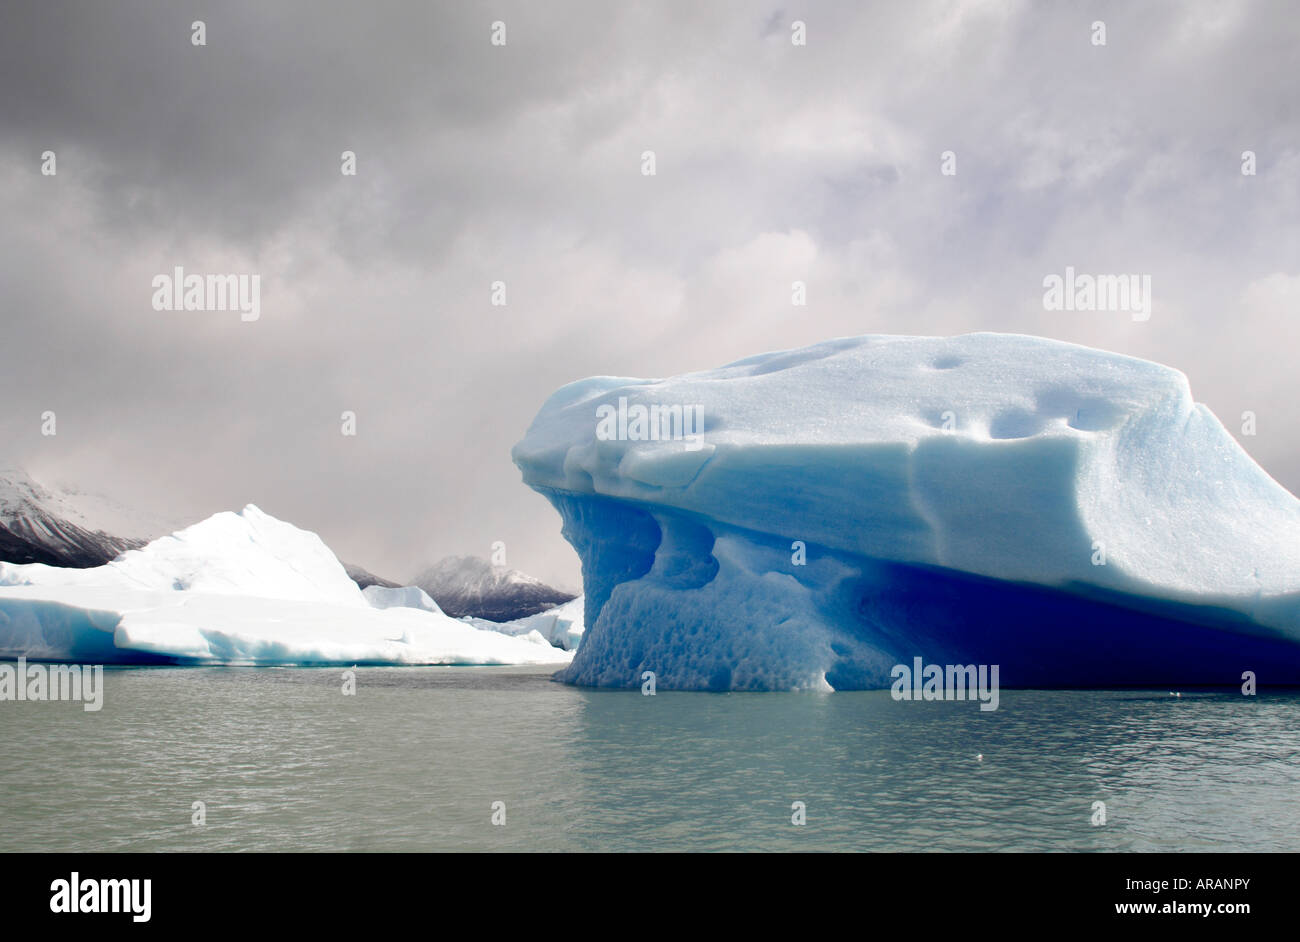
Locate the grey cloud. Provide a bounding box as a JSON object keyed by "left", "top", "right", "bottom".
{"left": 1, "top": 0, "right": 1297, "bottom": 587}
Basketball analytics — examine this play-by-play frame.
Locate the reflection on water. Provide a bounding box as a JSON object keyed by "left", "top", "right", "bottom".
{"left": 1, "top": 665, "right": 1297, "bottom": 851}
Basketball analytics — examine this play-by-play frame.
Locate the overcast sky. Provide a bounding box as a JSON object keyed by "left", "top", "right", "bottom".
{"left": 1, "top": 0, "right": 1297, "bottom": 589}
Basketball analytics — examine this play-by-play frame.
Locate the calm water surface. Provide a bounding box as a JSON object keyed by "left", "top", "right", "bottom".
{"left": 2, "top": 665, "right": 1298, "bottom": 851}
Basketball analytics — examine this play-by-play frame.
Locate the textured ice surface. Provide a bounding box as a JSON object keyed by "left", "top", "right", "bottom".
{"left": 513, "top": 333, "right": 1300, "bottom": 690}
{"left": 0, "top": 506, "right": 569, "bottom": 666}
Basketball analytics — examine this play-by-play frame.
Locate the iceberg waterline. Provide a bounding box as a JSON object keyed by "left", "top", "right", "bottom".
{"left": 513, "top": 332, "right": 1300, "bottom": 691}
{"left": 0, "top": 505, "right": 573, "bottom": 667}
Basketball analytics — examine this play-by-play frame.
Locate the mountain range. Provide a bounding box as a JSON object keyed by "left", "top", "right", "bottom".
{"left": 0, "top": 468, "right": 159, "bottom": 566}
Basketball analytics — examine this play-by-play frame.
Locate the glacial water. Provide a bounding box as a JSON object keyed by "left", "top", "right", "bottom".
{"left": 2, "top": 664, "right": 1298, "bottom": 852}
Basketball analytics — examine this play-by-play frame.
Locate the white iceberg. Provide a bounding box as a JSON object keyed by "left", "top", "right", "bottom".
{"left": 0, "top": 505, "right": 571, "bottom": 666}
{"left": 463, "top": 595, "right": 586, "bottom": 651}
{"left": 513, "top": 333, "right": 1300, "bottom": 690}
{"left": 362, "top": 584, "right": 444, "bottom": 613}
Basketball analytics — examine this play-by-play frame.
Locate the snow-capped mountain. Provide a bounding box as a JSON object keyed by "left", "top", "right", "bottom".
{"left": 412, "top": 555, "right": 576, "bottom": 622}
{"left": 0, "top": 467, "right": 175, "bottom": 567}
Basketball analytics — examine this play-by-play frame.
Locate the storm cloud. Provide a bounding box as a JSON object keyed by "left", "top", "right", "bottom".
{"left": 1, "top": 0, "right": 1297, "bottom": 586}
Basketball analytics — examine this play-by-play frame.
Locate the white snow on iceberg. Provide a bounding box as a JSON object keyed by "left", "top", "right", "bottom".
{"left": 513, "top": 333, "right": 1300, "bottom": 690}
{"left": 362, "top": 584, "right": 444, "bottom": 613}
{"left": 463, "top": 595, "right": 586, "bottom": 651}
{"left": 0, "top": 505, "right": 570, "bottom": 666}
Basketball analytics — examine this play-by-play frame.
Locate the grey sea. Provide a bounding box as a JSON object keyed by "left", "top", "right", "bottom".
{"left": 2, "top": 664, "right": 1298, "bottom": 852}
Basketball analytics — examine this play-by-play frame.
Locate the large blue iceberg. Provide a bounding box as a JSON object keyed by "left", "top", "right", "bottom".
{"left": 513, "top": 333, "right": 1300, "bottom": 691}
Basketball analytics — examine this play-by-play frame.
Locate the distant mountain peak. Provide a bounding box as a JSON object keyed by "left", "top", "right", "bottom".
{"left": 343, "top": 561, "right": 399, "bottom": 590}
{"left": 412, "top": 554, "right": 575, "bottom": 622}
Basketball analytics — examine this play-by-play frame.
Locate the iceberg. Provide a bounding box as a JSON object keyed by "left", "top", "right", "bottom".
{"left": 513, "top": 333, "right": 1300, "bottom": 690}
{"left": 463, "top": 596, "right": 587, "bottom": 651}
{"left": 0, "top": 506, "right": 570, "bottom": 666}
{"left": 362, "top": 584, "right": 444, "bottom": 613}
